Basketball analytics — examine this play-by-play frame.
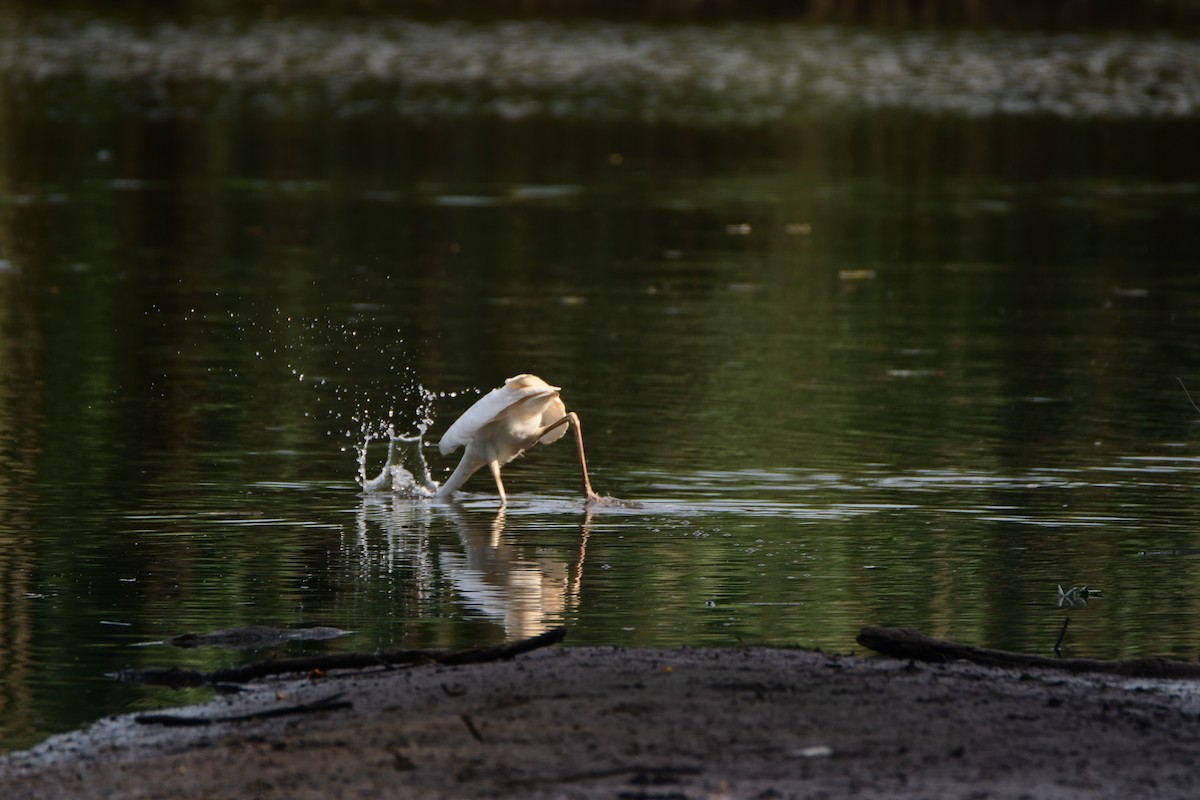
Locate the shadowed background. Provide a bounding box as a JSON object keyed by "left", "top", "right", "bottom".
{"left": 2, "top": 0, "right": 1200, "bottom": 752}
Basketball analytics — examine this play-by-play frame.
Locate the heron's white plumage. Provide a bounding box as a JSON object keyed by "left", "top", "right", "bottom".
{"left": 434, "top": 373, "right": 595, "bottom": 505}
{"left": 439, "top": 374, "right": 562, "bottom": 455}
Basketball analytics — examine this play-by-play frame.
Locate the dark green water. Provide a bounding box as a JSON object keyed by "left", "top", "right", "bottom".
{"left": 3, "top": 16, "right": 1200, "bottom": 752}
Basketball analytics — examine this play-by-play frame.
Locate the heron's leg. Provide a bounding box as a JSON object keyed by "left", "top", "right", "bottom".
{"left": 567, "top": 412, "right": 601, "bottom": 503}
{"left": 539, "top": 412, "right": 599, "bottom": 503}
{"left": 489, "top": 460, "right": 507, "bottom": 507}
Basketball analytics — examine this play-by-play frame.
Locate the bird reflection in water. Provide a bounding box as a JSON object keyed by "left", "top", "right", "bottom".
{"left": 351, "top": 496, "right": 593, "bottom": 640}
{"left": 440, "top": 506, "right": 592, "bottom": 639}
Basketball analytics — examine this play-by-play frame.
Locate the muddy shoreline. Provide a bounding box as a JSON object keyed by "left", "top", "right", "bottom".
{"left": 3, "top": 645, "right": 1199, "bottom": 798}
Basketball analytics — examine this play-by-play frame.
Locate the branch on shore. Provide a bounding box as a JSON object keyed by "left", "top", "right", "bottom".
{"left": 115, "top": 627, "right": 568, "bottom": 688}
{"left": 135, "top": 692, "right": 352, "bottom": 727}
{"left": 857, "top": 626, "right": 1200, "bottom": 679}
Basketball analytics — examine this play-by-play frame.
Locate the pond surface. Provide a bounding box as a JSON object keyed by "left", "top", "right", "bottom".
{"left": 3, "top": 14, "right": 1200, "bottom": 752}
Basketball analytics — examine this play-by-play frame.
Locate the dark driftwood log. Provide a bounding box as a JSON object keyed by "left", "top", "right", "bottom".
{"left": 116, "top": 627, "right": 568, "bottom": 688}
{"left": 857, "top": 626, "right": 1200, "bottom": 680}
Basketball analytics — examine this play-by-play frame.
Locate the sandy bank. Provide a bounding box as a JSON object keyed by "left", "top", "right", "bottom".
{"left": 3, "top": 645, "right": 1199, "bottom": 799}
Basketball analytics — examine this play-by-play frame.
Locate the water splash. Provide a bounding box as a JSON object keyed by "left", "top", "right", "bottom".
{"left": 232, "top": 306, "right": 449, "bottom": 496}
{"left": 225, "top": 306, "right": 493, "bottom": 497}
{"left": 357, "top": 407, "right": 439, "bottom": 498}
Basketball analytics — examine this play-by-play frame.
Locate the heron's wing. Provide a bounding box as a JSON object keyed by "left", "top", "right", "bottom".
{"left": 438, "top": 377, "right": 560, "bottom": 454}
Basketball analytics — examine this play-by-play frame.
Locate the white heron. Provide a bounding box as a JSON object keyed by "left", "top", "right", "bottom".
{"left": 435, "top": 374, "right": 600, "bottom": 506}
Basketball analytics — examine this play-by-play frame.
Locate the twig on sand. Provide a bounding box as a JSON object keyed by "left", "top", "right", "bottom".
{"left": 858, "top": 626, "right": 1200, "bottom": 679}
{"left": 135, "top": 693, "right": 352, "bottom": 727}
{"left": 116, "top": 628, "right": 568, "bottom": 688}
{"left": 503, "top": 764, "right": 703, "bottom": 789}
{"left": 460, "top": 713, "right": 485, "bottom": 742}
